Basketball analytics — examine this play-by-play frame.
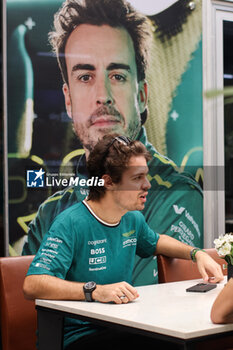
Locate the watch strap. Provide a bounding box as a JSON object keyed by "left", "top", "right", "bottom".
{"left": 190, "top": 248, "right": 205, "bottom": 262}
{"left": 85, "top": 291, "right": 94, "bottom": 302}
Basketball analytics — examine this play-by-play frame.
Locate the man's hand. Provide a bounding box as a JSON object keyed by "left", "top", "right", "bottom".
{"left": 195, "top": 251, "right": 224, "bottom": 283}
{"left": 92, "top": 281, "right": 139, "bottom": 304}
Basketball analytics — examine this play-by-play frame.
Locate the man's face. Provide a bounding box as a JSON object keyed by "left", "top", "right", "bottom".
{"left": 110, "top": 155, "right": 151, "bottom": 212}
{"left": 63, "top": 24, "right": 148, "bottom": 157}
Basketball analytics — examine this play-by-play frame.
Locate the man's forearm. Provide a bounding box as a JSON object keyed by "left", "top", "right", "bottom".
{"left": 155, "top": 234, "right": 192, "bottom": 260}
{"left": 155, "top": 234, "right": 224, "bottom": 283}
{"left": 23, "top": 275, "right": 139, "bottom": 304}
{"left": 23, "top": 274, "right": 85, "bottom": 301}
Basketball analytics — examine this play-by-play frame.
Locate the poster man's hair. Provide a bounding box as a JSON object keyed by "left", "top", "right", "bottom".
{"left": 49, "top": 0, "right": 152, "bottom": 85}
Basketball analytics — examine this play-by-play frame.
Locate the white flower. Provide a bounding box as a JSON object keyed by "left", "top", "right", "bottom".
{"left": 225, "top": 234, "right": 233, "bottom": 243}
{"left": 214, "top": 233, "right": 233, "bottom": 263}
{"left": 214, "top": 233, "right": 233, "bottom": 259}
{"left": 214, "top": 237, "right": 223, "bottom": 249}
{"left": 218, "top": 242, "right": 232, "bottom": 256}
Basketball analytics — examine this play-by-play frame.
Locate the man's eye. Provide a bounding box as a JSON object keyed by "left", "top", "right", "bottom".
{"left": 78, "top": 75, "right": 92, "bottom": 82}
{"left": 111, "top": 74, "right": 126, "bottom": 81}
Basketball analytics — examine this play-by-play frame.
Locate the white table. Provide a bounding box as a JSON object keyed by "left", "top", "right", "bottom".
{"left": 36, "top": 278, "right": 233, "bottom": 349}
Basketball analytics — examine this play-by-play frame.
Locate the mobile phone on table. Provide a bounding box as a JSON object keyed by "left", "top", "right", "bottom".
{"left": 186, "top": 283, "right": 217, "bottom": 293}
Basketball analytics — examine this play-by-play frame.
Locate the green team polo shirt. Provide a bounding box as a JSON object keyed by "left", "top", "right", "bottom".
{"left": 27, "top": 201, "right": 159, "bottom": 348}
{"left": 23, "top": 127, "right": 203, "bottom": 286}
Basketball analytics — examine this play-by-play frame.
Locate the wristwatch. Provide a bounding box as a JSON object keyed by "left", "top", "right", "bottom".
{"left": 83, "top": 281, "right": 96, "bottom": 302}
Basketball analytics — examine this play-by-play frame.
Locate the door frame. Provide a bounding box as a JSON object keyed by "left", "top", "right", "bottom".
{"left": 203, "top": 0, "right": 233, "bottom": 246}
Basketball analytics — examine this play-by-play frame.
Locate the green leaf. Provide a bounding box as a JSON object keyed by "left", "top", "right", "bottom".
{"left": 229, "top": 255, "right": 233, "bottom": 265}
{"left": 225, "top": 255, "right": 231, "bottom": 264}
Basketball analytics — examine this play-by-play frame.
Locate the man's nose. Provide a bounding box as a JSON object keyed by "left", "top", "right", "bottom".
{"left": 96, "top": 78, "right": 114, "bottom": 105}
{"left": 143, "top": 177, "right": 151, "bottom": 190}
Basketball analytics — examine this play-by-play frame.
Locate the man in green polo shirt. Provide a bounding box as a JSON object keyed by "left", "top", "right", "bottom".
{"left": 24, "top": 135, "right": 223, "bottom": 350}
{"left": 22, "top": 0, "right": 203, "bottom": 286}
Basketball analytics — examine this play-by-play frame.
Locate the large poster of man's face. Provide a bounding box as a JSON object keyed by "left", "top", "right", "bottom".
{"left": 5, "top": 0, "right": 203, "bottom": 255}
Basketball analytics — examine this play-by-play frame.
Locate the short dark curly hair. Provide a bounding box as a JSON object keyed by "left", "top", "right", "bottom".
{"left": 49, "top": 0, "right": 152, "bottom": 84}
{"left": 87, "top": 133, "right": 151, "bottom": 201}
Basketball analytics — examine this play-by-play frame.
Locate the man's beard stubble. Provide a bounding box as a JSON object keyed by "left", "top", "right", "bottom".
{"left": 71, "top": 105, "right": 142, "bottom": 153}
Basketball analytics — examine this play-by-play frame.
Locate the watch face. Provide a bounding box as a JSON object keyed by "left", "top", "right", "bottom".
{"left": 83, "top": 281, "right": 96, "bottom": 302}
{"left": 85, "top": 281, "right": 96, "bottom": 290}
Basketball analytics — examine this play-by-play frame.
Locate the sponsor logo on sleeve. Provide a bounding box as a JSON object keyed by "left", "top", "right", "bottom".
{"left": 173, "top": 205, "right": 185, "bottom": 215}
{"left": 172, "top": 204, "right": 201, "bottom": 243}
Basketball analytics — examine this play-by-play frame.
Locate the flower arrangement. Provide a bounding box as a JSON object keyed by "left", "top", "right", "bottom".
{"left": 214, "top": 233, "right": 233, "bottom": 265}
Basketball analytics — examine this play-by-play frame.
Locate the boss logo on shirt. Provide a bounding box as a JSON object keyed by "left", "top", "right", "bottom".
{"left": 90, "top": 247, "right": 105, "bottom": 255}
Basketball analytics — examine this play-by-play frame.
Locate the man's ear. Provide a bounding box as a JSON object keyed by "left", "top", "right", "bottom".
{"left": 102, "top": 174, "right": 114, "bottom": 190}
{"left": 63, "top": 83, "right": 72, "bottom": 119}
{"left": 138, "top": 80, "right": 148, "bottom": 114}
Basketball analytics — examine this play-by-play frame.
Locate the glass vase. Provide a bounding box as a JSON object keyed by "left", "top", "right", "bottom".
{"left": 227, "top": 264, "right": 233, "bottom": 281}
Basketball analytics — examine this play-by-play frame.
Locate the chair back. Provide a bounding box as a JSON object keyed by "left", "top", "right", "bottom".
{"left": 157, "top": 248, "right": 227, "bottom": 283}
{"left": 0, "top": 255, "right": 36, "bottom": 350}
